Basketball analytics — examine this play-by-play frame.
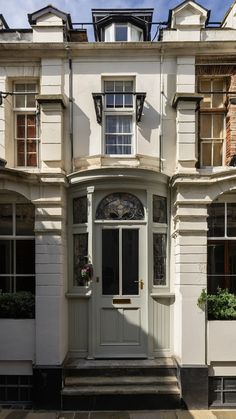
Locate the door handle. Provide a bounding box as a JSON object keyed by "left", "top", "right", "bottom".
{"left": 134, "top": 279, "right": 144, "bottom": 290}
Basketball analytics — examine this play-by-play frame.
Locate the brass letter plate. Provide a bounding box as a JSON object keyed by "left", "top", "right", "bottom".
{"left": 113, "top": 298, "right": 131, "bottom": 304}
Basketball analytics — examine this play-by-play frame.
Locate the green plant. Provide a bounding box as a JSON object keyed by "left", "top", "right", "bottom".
{"left": 198, "top": 288, "right": 236, "bottom": 320}
{"left": 0, "top": 292, "right": 35, "bottom": 319}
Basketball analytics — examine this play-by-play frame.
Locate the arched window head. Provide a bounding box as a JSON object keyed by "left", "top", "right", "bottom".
{"left": 96, "top": 192, "right": 144, "bottom": 220}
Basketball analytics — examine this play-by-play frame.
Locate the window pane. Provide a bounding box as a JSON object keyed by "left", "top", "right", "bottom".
{"left": 16, "top": 204, "right": 35, "bottom": 236}
{"left": 102, "top": 229, "right": 119, "bottom": 295}
{"left": 73, "top": 196, "right": 87, "bottom": 224}
{"left": 213, "top": 142, "right": 223, "bottom": 166}
{"left": 27, "top": 140, "right": 36, "bottom": 153}
{"left": 15, "top": 95, "right": 25, "bottom": 108}
{"left": 105, "top": 81, "right": 114, "bottom": 92}
{"left": 17, "top": 115, "right": 25, "bottom": 138}
{"left": 26, "top": 94, "right": 36, "bottom": 108}
{"left": 0, "top": 276, "right": 11, "bottom": 293}
{"left": 224, "top": 392, "right": 236, "bottom": 404}
{"left": 213, "top": 114, "right": 224, "bottom": 138}
{"left": 106, "top": 94, "right": 114, "bottom": 108}
{"left": 15, "top": 84, "right": 25, "bottom": 92}
{"left": 122, "top": 229, "right": 139, "bottom": 295}
{"left": 224, "top": 378, "right": 236, "bottom": 390}
{"left": 201, "top": 142, "right": 212, "bottom": 166}
{"left": 16, "top": 276, "right": 35, "bottom": 293}
{"left": 27, "top": 153, "right": 37, "bottom": 167}
{"left": 0, "top": 204, "right": 13, "bottom": 235}
{"left": 0, "top": 240, "right": 13, "bottom": 274}
{"left": 27, "top": 115, "right": 36, "bottom": 138}
{"left": 115, "top": 25, "right": 128, "bottom": 41}
{"left": 74, "top": 233, "right": 88, "bottom": 286}
{"left": 17, "top": 152, "right": 25, "bottom": 167}
{"left": 212, "top": 79, "right": 224, "bottom": 108}
{"left": 227, "top": 203, "right": 236, "bottom": 237}
{"left": 207, "top": 243, "right": 225, "bottom": 293}
{"left": 153, "top": 233, "right": 166, "bottom": 286}
{"left": 208, "top": 203, "right": 225, "bottom": 237}
{"left": 200, "top": 114, "right": 211, "bottom": 138}
{"left": 229, "top": 242, "right": 236, "bottom": 293}
{"left": 114, "top": 81, "right": 123, "bottom": 92}
{"left": 16, "top": 240, "right": 35, "bottom": 274}
{"left": 115, "top": 93, "right": 123, "bottom": 107}
{"left": 153, "top": 195, "right": 167, "bottom": 223}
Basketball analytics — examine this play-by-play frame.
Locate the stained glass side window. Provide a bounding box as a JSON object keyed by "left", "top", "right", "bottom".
{"left": 74, "top": 233, "right": 88, "bottom": 286}
{"left": 96, "top": 193, "right": 144, "bottom": 220}
{"left": 73, "top": 196, "right": 88, "bottom": 224}
{"left": 153, "top": 195, "right": 167, "bottom": 224}
{"left": 153, "top": 233, "right": 166, "bottom": 286}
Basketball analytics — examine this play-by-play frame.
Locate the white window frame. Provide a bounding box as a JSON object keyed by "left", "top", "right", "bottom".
{"left": 103, "top": 78, "right": 136, "bottom": 156}
{"left": 199, "top": 77, "right": 227, "bottom": 168}
{"left": 0, "top": 202, "right": 35, "bottom": 294}
{"left": 104, "top": 23, "right": 143, "bottom": 42}
{"left": 13, "top": 82, "right": 39, "bottom": 168}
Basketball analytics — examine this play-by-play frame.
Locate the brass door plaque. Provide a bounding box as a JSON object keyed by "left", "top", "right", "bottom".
{"left": 113, "top": 298, "right": 131, "bottom": 304}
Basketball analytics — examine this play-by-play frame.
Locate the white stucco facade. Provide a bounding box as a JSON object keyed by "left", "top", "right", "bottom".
{"left": 0, "top": 1, "right": 236, "bottom": 409}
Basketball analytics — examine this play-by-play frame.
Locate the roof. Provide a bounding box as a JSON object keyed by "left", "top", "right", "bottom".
{"left": 28, "top": 4, "right": 72, "bottom": 29}
{"left": 167, "top": 0, "right": 210, "bottom": 27}
{"left": 221, "top": 0, "right": 236, "bottom": 26}
{"left": 0, "top": 14, "right": 9, "bottom": 29}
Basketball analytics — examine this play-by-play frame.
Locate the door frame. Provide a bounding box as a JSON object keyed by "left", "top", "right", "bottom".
{"left": 92, "top": 221, "right": 148, "bottom": 358}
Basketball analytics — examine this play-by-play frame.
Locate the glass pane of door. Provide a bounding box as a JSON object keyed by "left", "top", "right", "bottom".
{"left": 102, "top": 229, "right": 119, "bottom": 295}
{"left": 122, "top": 229, "right": 138, "bottom": 295}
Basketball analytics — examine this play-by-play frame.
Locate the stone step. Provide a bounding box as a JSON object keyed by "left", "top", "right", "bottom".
{"left": 62, "top": 384, "right": 180, "bottom": 396}
{"left": 64, "top": 358, "right": 177, "bottom": 377}
{"left": 64, "top": 375, "right": 178, "bottom": 386}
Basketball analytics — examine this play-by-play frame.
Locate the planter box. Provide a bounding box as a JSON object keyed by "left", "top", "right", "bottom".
{"left": 208, "top": 320, "right": 236, "bottom": 362}
{"left": 0, "top": 319, "right": 35, "bottom": 361}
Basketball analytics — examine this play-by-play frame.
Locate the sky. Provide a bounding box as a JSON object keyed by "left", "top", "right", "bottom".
{"left": 0, "top": 0, "right": 234, "bottom": 40}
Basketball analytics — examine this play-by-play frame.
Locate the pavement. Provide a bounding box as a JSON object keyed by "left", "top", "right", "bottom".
{"left": 0, "top": 411, "right": 236, "bottom": 419}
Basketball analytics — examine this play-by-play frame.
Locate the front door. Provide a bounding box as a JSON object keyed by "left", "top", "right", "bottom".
{"left": 94, "top": 225, "right": 147, "bottom": 357}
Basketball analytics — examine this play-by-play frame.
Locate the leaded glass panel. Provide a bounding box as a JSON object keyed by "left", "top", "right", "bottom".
{"left": 153, "top": 195, "right": 167, "bottom": 223}
{"left": 74, "top": 233, "right": 88, "bottom": 286}
{"left": 73, "top": 196, "right": 88, "bottom": 224}
{"left": 96, "top": 193, "right": 144, "bottom": 220}
{"left": 153, "top": 233, "right": 166, "bottom": 286}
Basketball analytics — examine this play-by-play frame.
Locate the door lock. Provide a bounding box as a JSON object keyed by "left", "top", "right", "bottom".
{"left": 134, "top": 279, "right": 144, "bottom": 290}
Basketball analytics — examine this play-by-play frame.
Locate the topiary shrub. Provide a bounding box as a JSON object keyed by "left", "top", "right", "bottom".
{"left": 198, "top": 288, "right": 236, "bottom": 320}
{"left": 0, "top": 292, "right": 35, "bottom": 319}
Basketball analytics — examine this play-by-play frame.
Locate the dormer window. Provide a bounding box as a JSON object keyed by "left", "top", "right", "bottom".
{"left": 104, "top": 23, "right": 143, "bottom": 42}
{"left": 92, "top": 9, "right": 153, "bottom": 42}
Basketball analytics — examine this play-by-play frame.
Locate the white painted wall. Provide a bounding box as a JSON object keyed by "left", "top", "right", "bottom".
{"left": 0, "top": 320, "right": 35, "bottom": 361}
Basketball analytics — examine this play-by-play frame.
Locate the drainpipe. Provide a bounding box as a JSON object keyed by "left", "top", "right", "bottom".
{"left": 159, "top": 47, "right": 164, "bottom": 172}
{"left": 66, "top": 45, "right": 74, "bottom": 172}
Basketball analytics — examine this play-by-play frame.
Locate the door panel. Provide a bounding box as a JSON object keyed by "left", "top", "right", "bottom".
{"left": 94, "top": 225, "right": 147, "bottom": 357}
